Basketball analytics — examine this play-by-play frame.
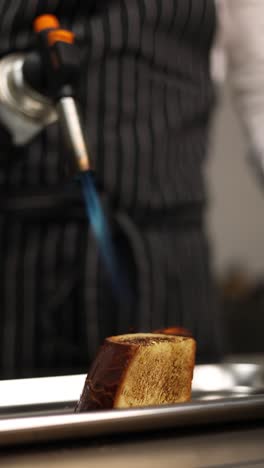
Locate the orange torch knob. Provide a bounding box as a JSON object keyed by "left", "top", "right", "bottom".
{"left": 34, "top": 14, "right": 60, "bottom": 33}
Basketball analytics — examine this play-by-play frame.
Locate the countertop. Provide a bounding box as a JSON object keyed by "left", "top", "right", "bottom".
{"left": 1, "top": 423, "right": 264, "bottom": 468}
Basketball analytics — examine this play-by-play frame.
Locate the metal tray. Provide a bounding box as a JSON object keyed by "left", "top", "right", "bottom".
{"left": 0, "top": 363, "right": 264, "bottom": 447}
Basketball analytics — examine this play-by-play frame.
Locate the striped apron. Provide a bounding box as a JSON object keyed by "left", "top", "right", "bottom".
{"left": 0, "top": 0, "right": 224, "bottom": 379}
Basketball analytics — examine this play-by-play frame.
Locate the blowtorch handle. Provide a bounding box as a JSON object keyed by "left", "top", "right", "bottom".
{"left": 32, "top": 14, "right": 80, "bottom": 100}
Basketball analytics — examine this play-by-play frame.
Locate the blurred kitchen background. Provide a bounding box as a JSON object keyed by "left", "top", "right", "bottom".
{"left": 206, "top": 82, "right": 264, "bottom": 361}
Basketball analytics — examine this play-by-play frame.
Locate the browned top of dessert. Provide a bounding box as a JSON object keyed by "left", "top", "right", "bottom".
{"left": 111, "top": 335, "right": 188, "bottom": 346}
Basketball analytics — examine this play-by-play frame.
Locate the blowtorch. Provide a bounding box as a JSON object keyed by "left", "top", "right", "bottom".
{"left": 0, "top": 14, "right": 130, "bottom": 300}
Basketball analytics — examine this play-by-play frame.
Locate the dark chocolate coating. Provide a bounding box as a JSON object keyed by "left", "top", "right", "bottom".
{"left": 75, "top": 339, "right": 138, "bottom": 411}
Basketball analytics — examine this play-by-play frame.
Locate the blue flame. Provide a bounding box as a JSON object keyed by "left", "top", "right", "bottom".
{"left": 79, "top": 171, "right": 130, "bottom": 300}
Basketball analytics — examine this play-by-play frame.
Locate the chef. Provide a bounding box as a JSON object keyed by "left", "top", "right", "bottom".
{"left": 0, "top": 0, "right": 262, "bottom": 379}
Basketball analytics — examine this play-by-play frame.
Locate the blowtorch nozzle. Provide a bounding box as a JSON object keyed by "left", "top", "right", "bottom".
{"left": 57, "top": 96, "right": 91, "bottom": 173}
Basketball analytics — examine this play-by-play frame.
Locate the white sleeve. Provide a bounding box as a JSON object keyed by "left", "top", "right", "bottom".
{"left": 214, "top": 0, "right": 264, "bottom": 174}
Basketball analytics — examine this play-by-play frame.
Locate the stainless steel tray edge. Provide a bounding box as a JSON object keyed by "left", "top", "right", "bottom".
{"left": 1, "top": 396, "right": 264, "bottom": 447}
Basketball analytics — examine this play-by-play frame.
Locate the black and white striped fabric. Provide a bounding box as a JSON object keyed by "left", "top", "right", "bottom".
{"left": 0, "top": 0, "right": 223, "bottom": 379}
